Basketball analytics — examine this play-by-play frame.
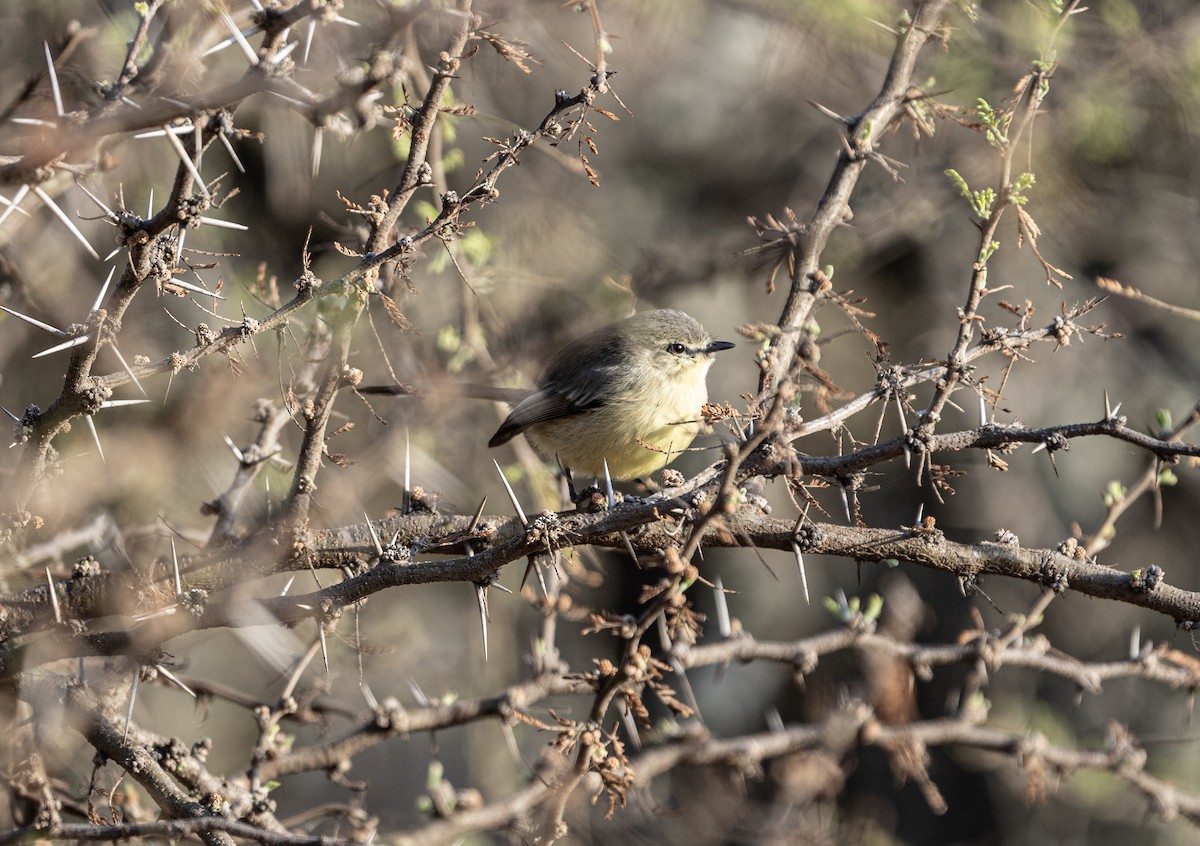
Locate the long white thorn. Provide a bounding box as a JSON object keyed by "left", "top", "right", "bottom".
{"left": 265, "top": 40, "right": 299, "bottom": 68}
{"left": 403, "top": 427, "right": 411, "bottom": 514}
{"left": 360, "top": 682, "right": 379, "bottom": 711}
{"left": 198, "top": 216, "right": 249, "bottom": 231}
{"left": 201, "top": 34, "right": 237, "bottom": 58}
{"left": 304, "top": 19, "right": 316, "bottom": 64}
{"left": 221, "top": 12, "right": 260, "bottom": 65}
{"left": 32, "top": 335, "right": 90, "bottom": 358}
{"left": 76, "top": 182, "right": 117, "bottom": 220}
{"left": 493, "top": 460, "right": 528, "bottom": 526}
{"left": 219, "top": 131, "right": 246, "bottom": 173}
{"left": 85, "top": 416, "right": 105, "bottom": 462}
{"left": 167, "top": 277, "right": 226, "bottom": 300}
{"left": 163, "top": 127, "right": 210, "bottom": 198}
{"left": 620, "top": 531, "right": 639, "bottom": 567}
{"left": 500, "top": 722, "right": 521, "bottom": 764}
{"left": 364, "top": 512, "right": 383, "bottom": 556}
{"left": 92, "top": 266, "right": 117, "bottom": 314}
{"left": 407, "top": 678, "right": 429, "bottom": 708}
{"left": 133, "top": 125, "right": 195, "bottom": 140}
{"left": 0, "top": 304, "right": 65, "bottom": 336}
{"left": 124, "top": 668, "right": 139, "bottom": 742}
{"left": 0, "top": 184, "right": 30, "bottom": 228}
{"left": 110, "top": 344, "right": 148, "bottom": 397}
{"left": 202, "top": 22, "right": 264, "bottom": 58}
{"left": 713, "top": 576, "right": 730, "bottom": 637}
{"left": 311, "top": 127, "right": 323, "bottom": 180}
{"left": 32, "top": 186, "right": 99, "bottom": 259}
{"left": 766, "top": 707, "right": 785, "bottom": 733}
{"left": 46, "top": 567, "right": 62, "bottom": 624}
{"left": 0, "top": 193, "right": 32, "bottom": 217}
{"left": 475, "top": 584, "right": 490, "bottom": 661}
{"left": 792, "top": 542, "right": 810, "bottom": 604}
{"left": 44, "top": 42, "right": 64, "bottom": 116}
{"left": 156, "top": 665, "right": 196, "bottom": 698}
{"left": 171, "top": 537, "right": 183, "bottom": 595}
{"left": 467, "top": 497, "right": 488, "bottom": 533}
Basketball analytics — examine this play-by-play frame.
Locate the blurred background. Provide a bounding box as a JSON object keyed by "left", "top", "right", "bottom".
{"left": 1, "top": 0, "right": 1199, "bottom": 843}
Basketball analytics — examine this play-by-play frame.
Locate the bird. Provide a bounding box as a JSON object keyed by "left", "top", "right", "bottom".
{"left": 360, "top": 308, "right": 735, "bottom": 482}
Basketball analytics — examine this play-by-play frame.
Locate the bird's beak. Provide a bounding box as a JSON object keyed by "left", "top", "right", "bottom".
{"left": 705, "top": 340, "right": 736, "bottom": 354}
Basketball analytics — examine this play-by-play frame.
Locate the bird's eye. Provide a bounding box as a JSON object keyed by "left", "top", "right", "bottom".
{"left": 667, "top": 342, "right": 687, "bottom": 355}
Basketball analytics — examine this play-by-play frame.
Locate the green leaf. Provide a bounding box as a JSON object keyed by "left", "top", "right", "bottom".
{"left": 426, "top": 760, "right": 444, "bottom": 790}
{"left": 460, "top": 230, "right": 496, "bottom": 267}
{"left": 944, "top": 168, "right": 971, "bottom": 199}
{"left": 1155, "top": 408, "right": 1172, "bottom": 433}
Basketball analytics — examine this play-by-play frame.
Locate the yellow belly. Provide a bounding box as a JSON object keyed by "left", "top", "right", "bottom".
{"left": 526, "top": 379, "right": 708, "bottom": 480}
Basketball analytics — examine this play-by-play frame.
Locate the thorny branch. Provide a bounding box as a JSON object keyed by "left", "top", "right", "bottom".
{"left": 758, "top": 0, "right": 953, "bottom": 403}
{"left": 1, "top": 1, "right": 1199, "bottom": 845}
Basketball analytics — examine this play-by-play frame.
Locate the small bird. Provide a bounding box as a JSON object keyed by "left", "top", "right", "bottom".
{"left": 362, "top": 309, "right": 735, "bottom": 481}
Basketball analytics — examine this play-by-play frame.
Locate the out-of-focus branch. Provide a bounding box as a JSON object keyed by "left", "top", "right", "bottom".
{"left": 671, "top": 626, "right": 1200, "bottom": 695}
{"left": 0, "top": 819, "right": 361, "bottom": 846}
{"left": 255, "top": 672, "right": 589, "bottom": 781}
{"left": 19, "top": 673, "right": 240, "bottom": 846}
{"left": 205, "top": 400, "right": 292, "bottom": 547}
{"left": 628, "top": 710, "right": 1200, "bottom": 825}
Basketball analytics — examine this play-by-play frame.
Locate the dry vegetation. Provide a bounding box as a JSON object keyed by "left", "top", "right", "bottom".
{"left": 1, "top": 1, "right": 1200, "bottom": 844}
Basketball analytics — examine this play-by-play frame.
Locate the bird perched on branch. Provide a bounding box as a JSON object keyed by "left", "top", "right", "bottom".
{"left": 360, "top": 308, "right": 735, "bottom": 482}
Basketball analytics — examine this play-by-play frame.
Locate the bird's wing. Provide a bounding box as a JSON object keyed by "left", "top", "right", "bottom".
{"left": 488, "top": 386, "right": 603, "bottom": 446}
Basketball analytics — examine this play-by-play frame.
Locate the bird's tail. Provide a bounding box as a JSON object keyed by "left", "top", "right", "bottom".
{"left": 357, "top": 383, "right": 531, "bottom": 404}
